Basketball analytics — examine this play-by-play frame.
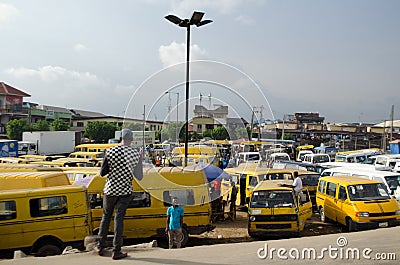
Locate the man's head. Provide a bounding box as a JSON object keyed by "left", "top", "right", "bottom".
{"left": 293, "top": 171, "right": 299, "bottom": 178}
{"left": 172, "top": 197, "right": 179, "bottom": 207}
{"left": 121, "top": 128, "right": 133, "bottom": 142}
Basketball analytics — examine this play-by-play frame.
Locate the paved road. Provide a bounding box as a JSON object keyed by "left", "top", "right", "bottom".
{"left": 2, "top": 226, "right": 399, "bottom": 265}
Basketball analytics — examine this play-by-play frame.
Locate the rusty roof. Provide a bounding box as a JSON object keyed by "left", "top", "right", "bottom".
{"left": 0, "top": 82, "right": 31, "bottom": 97}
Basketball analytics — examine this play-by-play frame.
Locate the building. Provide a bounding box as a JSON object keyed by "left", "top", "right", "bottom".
{"left": 191, "top": 105, "right": 228, "bottom": 134}
{"left": 28, "top": 104, "right": 72, "bottom": 124}
{"left": 0, "top": 82, "right": 31, "bottom": 136}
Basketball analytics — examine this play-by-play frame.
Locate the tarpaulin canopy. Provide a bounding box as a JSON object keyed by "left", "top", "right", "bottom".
{"left": 188, "top": 163, "right": 231, "bottom": 182}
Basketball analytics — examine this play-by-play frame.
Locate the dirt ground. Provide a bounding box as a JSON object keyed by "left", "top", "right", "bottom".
{"left": 186, "top": 209, "right": 344, "bottom": 247}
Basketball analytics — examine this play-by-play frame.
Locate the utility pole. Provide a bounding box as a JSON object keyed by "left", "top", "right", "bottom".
{"left": 390, "top": 104, "right": 394, "bottom": 142}
{"left": 382, "top": 120, "right": 386, "bottom": 153}
{"left": 281, "top": 114, "right": 286, "bottom": 140}
{"left": 250, "top": 107, "right": 255, "bottom": 140}
{"left": 142, "top": 105, "right": 146, "bottom": 159}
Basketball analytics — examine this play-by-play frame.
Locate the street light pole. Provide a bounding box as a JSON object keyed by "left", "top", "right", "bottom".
{"left": 165, "top": 11, "right": 212, "bottom": 167}
{"left": 184, "top": 24, "right": 190, "bottom": 167}
{"left": 165, "top": 91, "right": 180, "bottom": 143}
{"left": 176, "top": 92, "right": 179, "bottom": 143}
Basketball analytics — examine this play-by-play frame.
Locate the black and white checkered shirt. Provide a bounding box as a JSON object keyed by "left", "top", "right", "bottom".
{"left": 103, "top": 145, "right": 141, "bottom": 196}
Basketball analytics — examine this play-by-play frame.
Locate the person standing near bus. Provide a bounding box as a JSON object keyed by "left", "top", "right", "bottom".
{"left": 95, "top": 128, "right": 143, "bottom": 260}
{"left": 165, "top": 197, "right": 184, "bottom": 249}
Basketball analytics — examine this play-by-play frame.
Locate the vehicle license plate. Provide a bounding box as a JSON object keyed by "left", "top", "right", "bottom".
{"left": 379, "top": 222, "right": 388, "bottom": 228}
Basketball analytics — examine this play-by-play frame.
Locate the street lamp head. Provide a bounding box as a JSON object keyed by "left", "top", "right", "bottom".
{"left": 166, "top": 12, "right": 212, "bottom": 28}
{"left": 196, "top": 19, "right": 213, "bottom": 27}
{"left": 190, "top": 11, "right": 205, "bottom": 25}
{"left": 164, "top": 15, "right": 182, "bottom": 25}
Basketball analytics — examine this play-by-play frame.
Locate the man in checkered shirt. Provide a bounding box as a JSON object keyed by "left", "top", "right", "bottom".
{"left": 95, "top": 128, "right": 143, "bottom": 260}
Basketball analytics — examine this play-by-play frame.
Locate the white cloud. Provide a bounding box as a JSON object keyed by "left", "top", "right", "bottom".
{"left": 169, "top": 0, "right": 244, "bottom": 16}
{"left": 3, "top": 65, "right": 129, "bottom": 114}
{"left": 6, "top": 65, "right": 100, "bottom": 84}
{"left": 159, "top": 41, "right": 206, "bottom": 68}
{"left": 235, "top": 15, "right": 256, "bottom": 25}
{"left": 113, "top": 84, "right": 136, "bottom": 96}
{"left": 0, "top": 3, "right": 19, "bottom": 27}
{"left": 73, "top": 43, "right": 88, "bottom": 52}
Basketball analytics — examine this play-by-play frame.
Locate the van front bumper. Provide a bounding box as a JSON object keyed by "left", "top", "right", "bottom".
{"left": 354, "top": 219, "right": 400, "bottom": 230}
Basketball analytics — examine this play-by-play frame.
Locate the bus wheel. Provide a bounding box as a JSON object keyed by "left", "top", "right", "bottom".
{"left": 180, "top": 227, "right": 189, "bottom": 247}
{"left": 320, "top": 207, "right": 328, "bottom": 223}
{"left": 347, "top": 218, "right": 357, "bottom": 232}
{"left": 36, "top": 244, "right": 62, "bottom": 257}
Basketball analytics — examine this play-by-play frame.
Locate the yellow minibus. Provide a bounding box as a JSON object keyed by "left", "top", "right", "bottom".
{"left": 0, "top": 185, "right": 92, "bottom": 257}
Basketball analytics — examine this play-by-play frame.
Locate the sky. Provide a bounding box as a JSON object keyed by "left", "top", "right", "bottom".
{"left": 1, "top": 0, "right": 399, "bottom": 125}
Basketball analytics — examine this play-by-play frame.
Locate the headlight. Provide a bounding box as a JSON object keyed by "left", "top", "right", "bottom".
{"left": 356, "top": 212, "right": 369, "bottom": 217}
{"left": 249, "top": 216, "right": 256, "bottom": 222}
{"left": 395, "top": 210, "right": 400, "bottom": 215}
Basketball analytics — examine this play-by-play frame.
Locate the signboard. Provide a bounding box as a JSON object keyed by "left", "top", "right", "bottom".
{"left": 115, "top": 131, "right": 155, "bottom": 148}
{"left": 0, "top": 140, "right": 18, "bottom": 157}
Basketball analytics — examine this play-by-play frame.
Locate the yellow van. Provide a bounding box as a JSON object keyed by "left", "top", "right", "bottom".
{"left": 0, "top": 157, "right": 29, "bottom": 164}
{"left": 0, "top": 172, "right": 70, "bottom": 190}
{"left": 296, "top": 170, "right": 320, "bottom": 211}
{"left": 61, "top": 167, "right": 100, "bottom": 184}
{"left": 316, "top": 176, "right": 400, "bottom": 231}
{"left": 169, "top": 154, "right": 219, "bottom": 167}
{"left": 31, "top": 158, "right": 98, "bottom": 167}
{"left": 74, "top": 143, "right": 117, "bottom": 153}
{"left": 0, "top": 185, "right": 92, "bottom": 257}
{"left": 171, "top": 146, "right": 221, "bottom": 166}
{"left": 248, "top": 180, "right": 313, "bottom": 237}
{"left": 225, "top": 165, "right": 293, "bottom": 207}
{"left": 68, "top": 151, "right": 104, "bottom": 161}
{"left": 0, "top": 164, "right": 63, "bottom": 173}
{"left": 83, "top": 166, "right": 214, "bottom": 247}
{"left": 18, "top": 154, "right": 66, "bottom": 162}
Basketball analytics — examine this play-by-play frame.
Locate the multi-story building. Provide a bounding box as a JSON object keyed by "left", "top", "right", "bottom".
{"left": 0, "top": 82, "right": 31, "bottom": 136}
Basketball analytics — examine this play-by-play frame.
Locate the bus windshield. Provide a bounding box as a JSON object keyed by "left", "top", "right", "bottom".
{"left": 250, "top": 190, "right": 295, "bottom": 208}
{"left": 347, "top": 183, "right": 390, "bottom": 201}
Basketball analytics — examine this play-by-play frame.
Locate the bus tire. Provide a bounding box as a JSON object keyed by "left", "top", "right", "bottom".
{"left": 347, "top": 218, "right": 357, "bottom": 232}
{"left": 320, "top": 207, "right": 328, "bottom": 223}
{"left": 36, "top": 244, "right": 62, "bottom": 257}
{"left": 180, "top": 227, "right": 189, "bottom": 247}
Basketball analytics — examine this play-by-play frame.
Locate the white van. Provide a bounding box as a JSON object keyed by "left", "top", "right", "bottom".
{"left": 236, "top": 152, "right": 260, "bottom": 166}
{"left": 18, "top": 141, "right": 37, "bottom": 155}
{"left": 296, "top": 150, "right": 313, "bottom": 162}
{"left": 269, "top": 152, "right": 290, "bottom": 161}
{"left": 370, "top": 154, "right": 400, "bottom": 171}
{"left": 321, "top": 167, "right": 400, "bottom": 201}
{"left": 302, "top": 154, "right": 331, "bottom": 164}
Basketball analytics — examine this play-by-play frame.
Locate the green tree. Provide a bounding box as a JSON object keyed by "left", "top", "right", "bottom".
{"left": 202, "top": 129, "right": 212, "bottom": 138}
{"left": 155, "top": 130, "right": 162, "bottom": 142}
{"left": 84, "top": 121, "right": 117, "bottom": 142}
{"left": 211, "top": 126, "right": 229, "bottom": 140}
{"left": 124, "top": 123, "right": 144, "bottom": 131}
{"left": 283, "top": 133, "right": 293, "bottom": 141}
{"left": 190, "top": 131, "right": 200, "bottom": 140}
{"left": 31, "top": 120, "right": 50, "bottom": 131}
{"left": 51, "top": 118, "right": 70, "bottom": 131}
{"left": 6, "top": 119, "right": 30, "bottom": 140}
{"left": 234, "top": 127, "right": 249, "bottom": 140}
{"left": 161, "top": 122, "right": 184, "bottom": 142}
{"left": 246, "top": 126, "right": 252, "bottom": 139}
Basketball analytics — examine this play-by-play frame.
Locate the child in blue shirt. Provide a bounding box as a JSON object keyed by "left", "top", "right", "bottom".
{"left": 165, "top": 197, "right": 184, "bottom": 248}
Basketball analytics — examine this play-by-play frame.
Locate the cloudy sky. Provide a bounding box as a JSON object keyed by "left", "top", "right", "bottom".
{"left": 1, "top": 0, "right": 399, "bottom": 124}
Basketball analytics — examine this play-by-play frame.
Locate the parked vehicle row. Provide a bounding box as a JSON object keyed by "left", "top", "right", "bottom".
{"left": 0, "top": 165, "right": 216, "bottom": 257}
